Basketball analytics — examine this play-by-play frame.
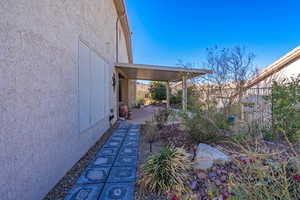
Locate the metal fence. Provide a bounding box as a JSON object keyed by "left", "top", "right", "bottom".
{"left": 241, "top": 87, "right": 273, "bottom": 125}
{"left": 191, "top": 86, "right": 274, "bottom": 125}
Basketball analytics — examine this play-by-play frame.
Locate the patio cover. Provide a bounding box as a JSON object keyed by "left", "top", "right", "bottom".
{"left": 115, "top": 63, "right": 211, "bottom": 82}
{"left": 115, "top": 62, "right": 212, "bottom": 111}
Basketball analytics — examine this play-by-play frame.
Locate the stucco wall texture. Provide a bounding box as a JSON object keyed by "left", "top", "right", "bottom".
{"left": 0, "top": 1, "right": 129, "bottom": 200}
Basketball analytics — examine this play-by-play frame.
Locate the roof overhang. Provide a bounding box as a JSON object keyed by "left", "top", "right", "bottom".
{"left": 115, "top": 63, "right": 212, "bottom": 82}
{"left": 113, "top": 0, "right": 133, "bottom": 63}
{"left": 246, "top": 46, "right": 300, "bottom": 88}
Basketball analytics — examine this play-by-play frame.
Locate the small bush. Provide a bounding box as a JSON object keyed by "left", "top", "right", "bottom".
{"left": 154, "top": 109, "right": 171, "bottom": 129}
{"left": 139, "top": 146, "right": 192, "bottom": 195}
{"left": 137, "top": 97, "right": 145, "bottom": 106}
{"left": 262, "top": 129, "right": 274, "bottom": 142}
{"left": 230, "top": 121, "right": 274, "bottom": 144}
{"left": 170, "top": 94, "right": 182, "bottom": 106}
{"left": 213, "top": 112, "right": 231, "bottom": 130}
{"left": 183, "top": 111, "right": 225, "bottom": 144}
{"left": 264, "top": 76, "right": 300, "bottom": 143}
{"left": 230, "top": 131, "right": 250, "bottom": 143}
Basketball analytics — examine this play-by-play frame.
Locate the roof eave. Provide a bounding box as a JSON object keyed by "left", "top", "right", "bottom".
{"left": 113, "top": 0, "right": 133, "bottom": 64}
{"left": 115, "top": 63, "right": 212, "bottom": 82}
{"left": 116, "top": 63, "right": 212, "bottom": 74}
{"left": 246, "top": 46, "right": 300, "bottom": 88}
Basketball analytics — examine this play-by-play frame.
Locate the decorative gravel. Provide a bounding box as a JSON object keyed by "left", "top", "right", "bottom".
{"left": 43, "top": 124, "right": 119, "bottom": 200}
{"left": 135, "top": 124, "right": 299, "bottom": 200}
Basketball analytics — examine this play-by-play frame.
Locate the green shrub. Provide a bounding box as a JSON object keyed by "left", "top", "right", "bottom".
{"left": 139, "top": 146, "right": 192, "bottom": 195}
{"left": 137, "top": 97, "right": 145, "bottom": 105}
{"left": 230, "top": 131, "right": 250, "bottom": 143}
{"left": 183, "top": 111, "right": 225, "bottom": 144}
{"left": 170, "top": 94, "right": 181, "bottom": 106}
{"left": 149, "top": 81, "right": 167, "bottom": 102}
{"left": 264, "top": 76, "right": 300, "bottom": 143}
{"left": 170, "top": 87, "right": 199, "bottom": 110}
{"left": 213, "top": 112, "right": 231, "bottom": 130}
{"left": 262, "top": 128, "right": 274, "bottom": 142}
{"left": 230, "top": 122, "right": 274, "bottom": 144}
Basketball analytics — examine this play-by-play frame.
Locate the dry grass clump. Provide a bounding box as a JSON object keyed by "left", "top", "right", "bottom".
{"left": 224, "top": 141, "right": 300, "bottom": 200}
{"left": 139, "top": 146, "right": 192, "bottom": 196}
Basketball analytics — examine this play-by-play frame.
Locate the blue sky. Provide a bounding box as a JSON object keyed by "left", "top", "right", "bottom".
{"left": 125, "top": 0, "right": 300, "bottom": 70}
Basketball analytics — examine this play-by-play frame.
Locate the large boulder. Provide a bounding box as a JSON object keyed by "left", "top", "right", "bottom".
{"left": 193, "top": 143, "right": 230, "bottom": 170}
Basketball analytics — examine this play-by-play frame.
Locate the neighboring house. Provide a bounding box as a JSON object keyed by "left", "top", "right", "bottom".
{"left": 0, "top": 1, "right": 210, "bottom": 200}
{"left": 242, "top": 46, "right": 300, "bottom": 122}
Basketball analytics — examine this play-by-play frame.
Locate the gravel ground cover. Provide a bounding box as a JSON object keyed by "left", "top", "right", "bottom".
{"left": 135, "top": 124, "right": 299, "bottom": 200}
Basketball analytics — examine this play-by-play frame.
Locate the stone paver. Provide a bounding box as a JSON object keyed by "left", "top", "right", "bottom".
{"left": 64, "top": 123, "right": 140, "bottom": 200}
{"left": 64, "top": 184, "right": 104, "bottom": 200}
{"left": 98, "top": 183, "right": 135, "bottom": 200}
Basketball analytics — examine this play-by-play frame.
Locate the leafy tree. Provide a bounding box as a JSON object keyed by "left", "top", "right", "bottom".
{"left": 149, "top": 81, "right": 167, "bottom": 102}
{"left": 170, "top": 86, "right": 199, "bottom": 110}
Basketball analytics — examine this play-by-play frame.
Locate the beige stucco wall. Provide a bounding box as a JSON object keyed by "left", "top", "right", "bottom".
{"left": 129, "top": 80, "right": 137, "bottom": 107}
{"left": 0, "top": 1, "right": 129, "bottom": 200}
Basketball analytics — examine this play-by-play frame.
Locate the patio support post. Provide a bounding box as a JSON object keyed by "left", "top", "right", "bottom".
{"left": 166, "top": 81, "right": 170, "bottom": 109}
{"left": 182, "top": 74, "right": 187, "bottom": 111}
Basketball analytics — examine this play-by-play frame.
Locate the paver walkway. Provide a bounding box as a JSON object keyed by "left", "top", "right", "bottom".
{"left": 64, "top": 123, "right": 140, "bottom": 200}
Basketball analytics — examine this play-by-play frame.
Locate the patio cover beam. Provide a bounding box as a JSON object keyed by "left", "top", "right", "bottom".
{"left": 166, "top": 81, "right": 170, "bottom": 109}
{"left": 182, "top": 74, "right": 188, "bottom": 111}
{"left": 115, "top": 63, "right": 211, "bottom": 82}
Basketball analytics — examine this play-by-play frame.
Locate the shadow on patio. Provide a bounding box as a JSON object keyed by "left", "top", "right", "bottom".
{"left": 127, "top": 105, "right": 164, "bottom": 124}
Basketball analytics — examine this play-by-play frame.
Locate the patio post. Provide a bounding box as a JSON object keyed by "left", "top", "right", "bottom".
{"left": 182, "top": 74, "right": 187, "bottom": 111}
{"left": 166, "top": 81, "right": 170, "bottom": 108}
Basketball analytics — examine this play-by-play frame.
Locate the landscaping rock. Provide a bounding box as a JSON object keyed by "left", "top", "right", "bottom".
{"left": 193, "top": 144, "right": 230, "bottom": 170}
